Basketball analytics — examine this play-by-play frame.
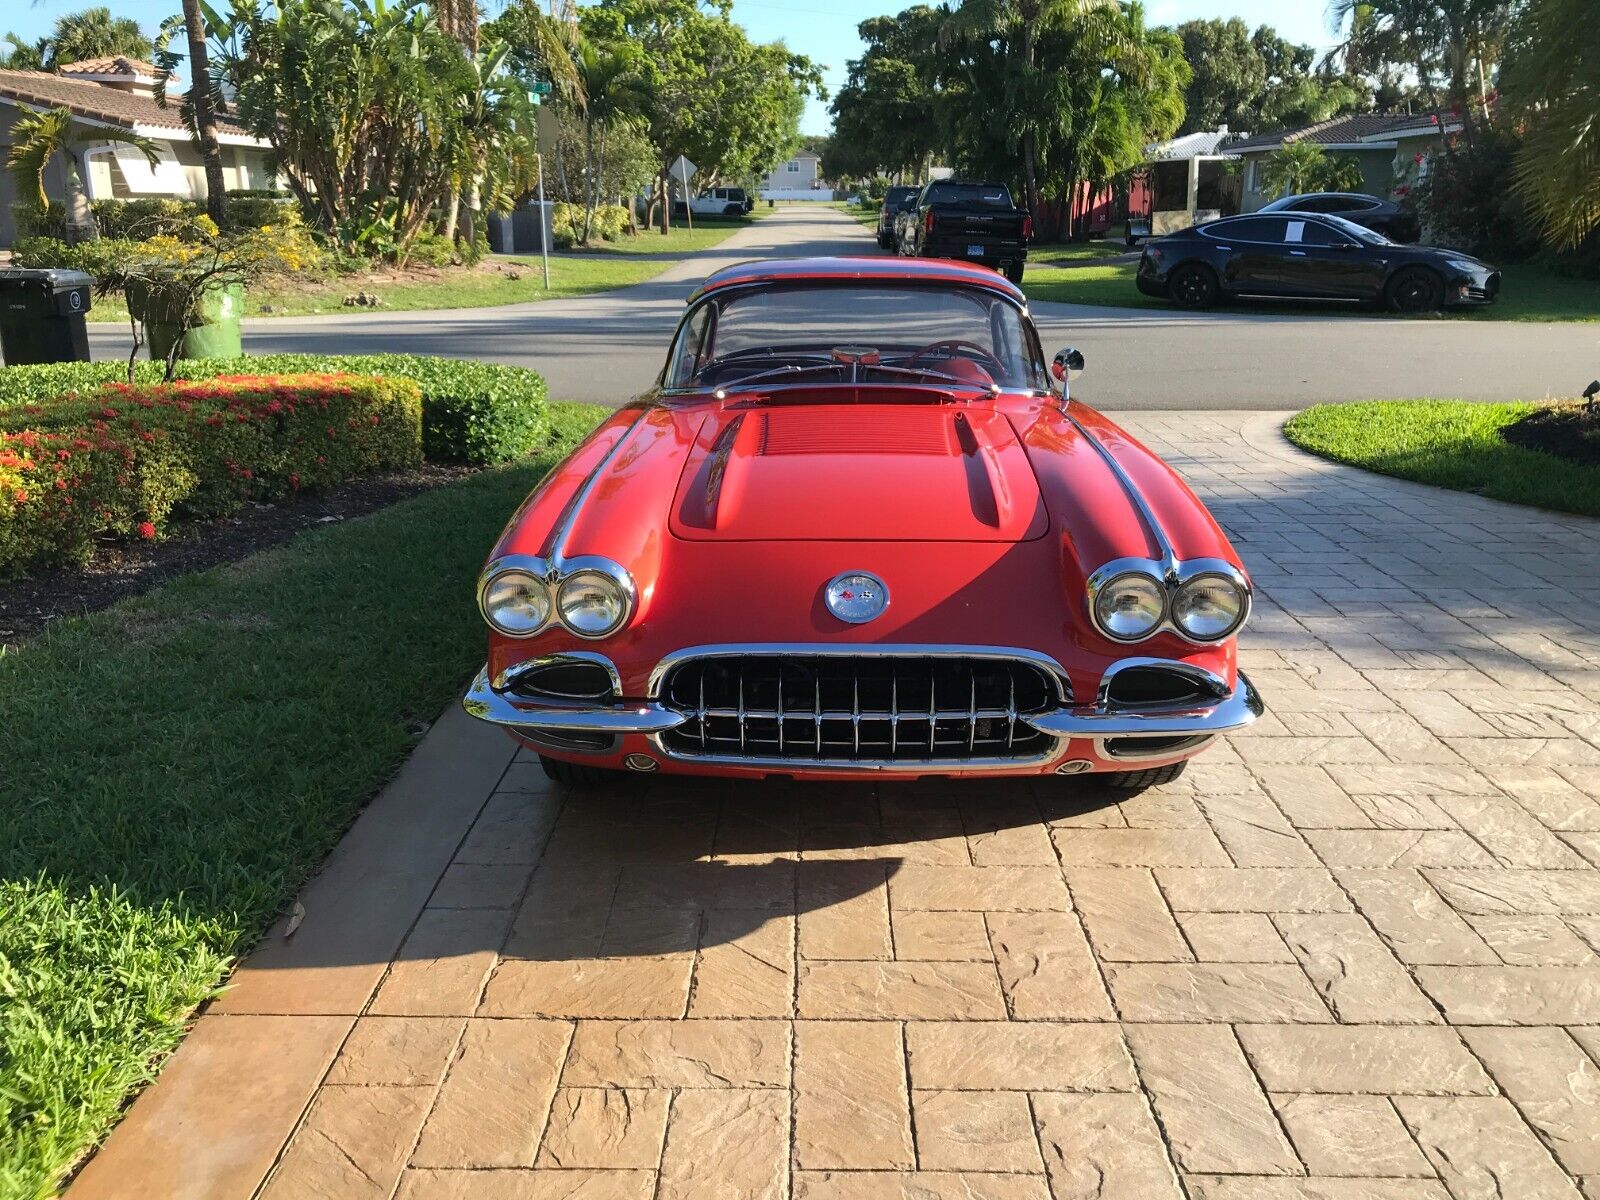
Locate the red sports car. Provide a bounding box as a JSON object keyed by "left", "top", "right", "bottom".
{"left": 464, "top": 257, "right": 1262, "bottom": 789}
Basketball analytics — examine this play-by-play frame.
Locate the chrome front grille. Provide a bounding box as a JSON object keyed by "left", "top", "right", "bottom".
{"left": 657, "top": 653, "right": 1061, "bottom": 765}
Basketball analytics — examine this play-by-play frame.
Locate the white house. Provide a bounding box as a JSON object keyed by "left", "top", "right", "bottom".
{"left": 0, "top": 56, "right": 277, "bottom": 246}
{"left": 759, "top": 150, "right": 831, "bottom": 201}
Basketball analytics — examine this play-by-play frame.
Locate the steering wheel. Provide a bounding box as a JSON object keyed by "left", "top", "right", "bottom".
{"left": 906, "top": 339, "right": 1005, "bottom": 374}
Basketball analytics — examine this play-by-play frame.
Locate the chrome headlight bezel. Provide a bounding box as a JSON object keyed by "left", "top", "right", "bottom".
{"left": 479, "top": 566, "right": 553, "bottom": 638}
{"left": 478, "top": 553, "right": 637, "bottom": 641}
{"left": 1171, "top": 571, "right": 1250, "bottom": 641}
{"left": 1086, "top": 556, "right": 1251, "bottom": 645}
{"left": 1088, "top": 567, "right": 1168, "bottom": 642}
{"left": 556, "top": 564, "right": 635, "bottom": 640}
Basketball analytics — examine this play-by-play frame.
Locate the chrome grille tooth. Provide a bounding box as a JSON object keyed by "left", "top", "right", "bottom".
{"left": 927, "top": 659, "right": 937, "bottom": 755}
{"left": 698, "top": 666, "right": 706, "bottom": 750}
{"left": 737, "top": 664, "right": 747, "bottom": 753}
{"left": 851, "top": 667, "right": 861, "bottom": 760}
{"left": 967, "top": 665, "right": 977, "bottom": 753}
{"left": 776, "top": 657, "right": 786, "bottom": 755}
{"left": 813, "top": 665, "right": 822, "bottom": 756}
{"left": 890, "top": 668, "right": 899, "bottom": 757}
{"left": 1006, "top": 667, "right": 1017, "bottom": 750}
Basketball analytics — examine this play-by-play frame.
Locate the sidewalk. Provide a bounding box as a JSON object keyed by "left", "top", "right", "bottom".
{"left": 71, "top": 412, "right": 1600, "bottom": 1200}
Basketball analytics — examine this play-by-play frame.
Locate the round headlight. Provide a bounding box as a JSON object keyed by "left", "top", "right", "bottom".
{"left": 557, "top": 570, "right": 630, "bottom": 638}
{"left": 1094, "top": 572, "right": 1166, "bottom": 640}
{"left": 1172, "top": 573, "right": 1247, "bottom": 640}
{"left": 482, "top": 569, "right": 551, "bottom": 637}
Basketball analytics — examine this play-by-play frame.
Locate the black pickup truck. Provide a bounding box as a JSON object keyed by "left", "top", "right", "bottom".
{"left": 895, "top": 180, "right": 1033, "bottom": 283}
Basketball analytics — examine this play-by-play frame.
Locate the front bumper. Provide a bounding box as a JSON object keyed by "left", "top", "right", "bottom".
{"left": 462, "top": 662, "right": 1263, "bottom": 775}
{"left": 1445, "top": 268, "right": 1501, "bottom": 307}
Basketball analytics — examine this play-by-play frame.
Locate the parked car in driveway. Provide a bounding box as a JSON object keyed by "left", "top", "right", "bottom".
{"left": 1136, "top": 212, "right": 1500, "bottom": 312}
{"left": 877, "top": 185, "right": 920, "bottom": 249}
{"left": 464, "top": 256, "right": 1262, "bottom": 789}
{"left": 896, "top": 180, "right": 1033, "bottom": 283}
{"left": 1259, "top": 192, "right": 1418, "bottom": 242}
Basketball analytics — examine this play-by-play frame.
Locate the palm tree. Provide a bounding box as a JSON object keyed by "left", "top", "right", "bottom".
{"left": 941, "top": 0, "right": 1126, "bottom": 222}
{"left": 48, "top": 7, "right": 154, "bottom": 67}
{"left": 5, "top": 106, "right": 160, "bottom": 239}
{"left": 570, "top": 33, "right": 646, "bottom": 243}
{"left": 1500, "top": 0, "right": 1599, "bottom": 249}
{"left": 3, "top": 33, "right": 49, "bottom": 70}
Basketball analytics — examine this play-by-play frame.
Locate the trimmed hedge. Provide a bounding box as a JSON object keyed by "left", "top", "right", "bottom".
{"left": 0, "top": 374, "right": 423, "bottom": 575}
{"left": 0, "top": 355, "right": 550, "bottom": 465}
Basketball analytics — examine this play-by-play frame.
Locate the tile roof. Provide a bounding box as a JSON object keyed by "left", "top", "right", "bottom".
{"left": 0, "top": 69, "right": 252, "bottom": 138}
{"left": 1228, "top": 113, "right": 1447, "bottom": 154}
{"left": 57, "top": 55, "right": 162, "bottom": 77}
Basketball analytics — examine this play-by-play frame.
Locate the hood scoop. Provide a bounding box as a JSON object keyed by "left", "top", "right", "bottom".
{"left": 671, "top": 405, "right": 1047, "bottom": 543}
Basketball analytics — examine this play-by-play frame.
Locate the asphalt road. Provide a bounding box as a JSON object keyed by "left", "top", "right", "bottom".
{"left": 86, "top": 205, "right": 1599, "bottom": 409}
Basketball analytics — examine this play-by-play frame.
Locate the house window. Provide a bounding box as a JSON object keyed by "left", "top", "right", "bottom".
{"left": 786, "top": 161, "right": 800, "bottom": 173}
{"left": 1246, "top": 161, "right": 1260, "bottom": 193}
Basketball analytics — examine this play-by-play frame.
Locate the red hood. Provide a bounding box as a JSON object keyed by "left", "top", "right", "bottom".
{"left": 669, "top": 405, "right": 1048, "bottom": 543}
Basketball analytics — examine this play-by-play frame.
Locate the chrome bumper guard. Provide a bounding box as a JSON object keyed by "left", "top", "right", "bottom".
{"left": 1022, "top": 671, "right": 1262, "bottom": 738}
{"left": 462, "top": 665, "right": 685, "bottom": 734}
{"left": 464, "top": 663, "right": 1261, "bottom": 745}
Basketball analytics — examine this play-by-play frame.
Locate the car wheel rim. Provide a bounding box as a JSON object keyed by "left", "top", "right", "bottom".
{"left": 1398, "top": 277, "right": 1433, "bottom": 310}
{"left": 1176, "top": 273, "right": 1206, "bottom": 304}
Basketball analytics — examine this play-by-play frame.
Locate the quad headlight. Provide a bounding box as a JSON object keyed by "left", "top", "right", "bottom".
{"left": 1172, "top": 573, "right": 1248, "bottom": 640}
{"left": 481, "top": 569, "right": 551, "bottom": 637}
{"left": 1093, "top": 571, "right": 1167, "bottom": 641}
{"left": 557, "top": 570, "right": 631, "bottom": 638}
{"left": 479, "top": 557, "right": 635, "bottom": 640}
{"left": 1088, "top": 559, "right": 1250, "bottom": 643}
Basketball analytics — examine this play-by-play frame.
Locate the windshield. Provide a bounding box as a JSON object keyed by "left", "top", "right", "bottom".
{"left": 924, "top": 182, "right": 1014, "bottom": 208}
{"left": 666, "top": 283, "right": 1048, "bottom": 393}
{"left": 885, "top": 186, "right": 919, "bottom": 207}
{"left": 1322, "top": 213, "right": 1393, "bottom": 245}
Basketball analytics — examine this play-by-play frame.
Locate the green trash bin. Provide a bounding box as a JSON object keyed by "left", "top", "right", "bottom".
{"left": 129, "top": 280, "right": 244, "bottom": 361}
{"left": 0, "top": 268, "right": 93, "bottom": 365}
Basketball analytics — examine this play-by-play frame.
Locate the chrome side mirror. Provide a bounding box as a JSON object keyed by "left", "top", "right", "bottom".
{"left": 1051, "top": 347, "right": 1085, "bottom": 394}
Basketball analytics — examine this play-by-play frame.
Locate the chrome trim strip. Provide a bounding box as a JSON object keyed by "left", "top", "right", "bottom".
{"left": 645, "top": 643, "right": 1074, "bottom": 704}
{"left": 1095, "top": 656, "right": 1228, "bottom": 709}
{"left": 1023, "top": 670, "right": 1262, "bottom": 739}
{"left": 645, "top": 732, "right": 1067, "bottom": 774}
{"left": 495, "top": 651, "right": 624, "bottom": 700}
{"left": 1063, "top": 412, "right": 1176, "bottom": 575}
{"left": 462, "top": 666, "right": 686, "bottom": 734}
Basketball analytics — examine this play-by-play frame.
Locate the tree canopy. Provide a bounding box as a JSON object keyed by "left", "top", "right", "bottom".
{"left": 3, "top": 6, "right": 154, "bottom": 72}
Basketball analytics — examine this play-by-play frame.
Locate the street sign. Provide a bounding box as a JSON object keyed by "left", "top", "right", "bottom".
{"left": 530, "top": 81, "right": 552, "bottom": 96}
{"left": 536, "top": 105, "right": 560, "bottom": 153}
{"left": 669, "top": 155, "right": 697, "bottom": 181}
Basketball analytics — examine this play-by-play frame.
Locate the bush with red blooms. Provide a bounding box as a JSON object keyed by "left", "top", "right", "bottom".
{"left": 0, "top": 374, "right": 421, "bottom": 575}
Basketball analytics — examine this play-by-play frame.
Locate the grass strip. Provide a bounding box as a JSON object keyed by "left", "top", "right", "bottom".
{"left": 1283, "top": 399, "right": 1600, "bottom": 518}
{"left": 0, "top": 401, "right": 607, "bottom": 1200}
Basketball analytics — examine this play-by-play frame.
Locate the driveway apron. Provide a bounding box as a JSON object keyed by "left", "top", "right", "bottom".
{"left": 70, "top": 413, "right": 1600, "bottom": 1200}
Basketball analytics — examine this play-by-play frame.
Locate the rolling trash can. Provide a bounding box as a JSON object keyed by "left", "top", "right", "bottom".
{"left": 129, "top": 280, "right": 244, "bottom": 362}
{"left": 0, "top": 268, "right": 93, "bottom": 365}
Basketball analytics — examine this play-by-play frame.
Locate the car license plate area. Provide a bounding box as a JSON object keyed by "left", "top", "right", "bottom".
{"left": 967, "top": 244, "right": 984, "bottom": 257}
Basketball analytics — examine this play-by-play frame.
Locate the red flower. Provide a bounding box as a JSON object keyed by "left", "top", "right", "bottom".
{"left": 13, "top": 489, "right": 27, "bottom": 503}
{"left": 138, "top": 521, "right": 156, "bottom": 540}
{"left": 100, "top": 407, "right": 118, "bottom": 419}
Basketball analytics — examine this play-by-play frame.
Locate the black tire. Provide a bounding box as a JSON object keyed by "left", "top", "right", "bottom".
{"left": 1099, "top": 761, "right": 1188, "bottom": 791}
{"left": 1168, "top": 263, "right": 1219, "bottom": 310}
{"left": 877, "top": 234, "right": 893, "bottom": 250}
{"left": 723, "top": 204, "right": 742, "bottom": 217}
{"left": 1003, "top": 261, "right": 1025, "bottom": 285}
{"left": 539, "top": 754, "right": 618, "bottom": 788}
{"left": 1386, "top": 266, "right": 1444, "bottom": 313}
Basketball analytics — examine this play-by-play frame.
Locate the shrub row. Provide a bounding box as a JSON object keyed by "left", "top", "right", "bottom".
{"left": 0, "top": 354, "right": 550, "bottom": 466}
{"left": 12, "top": 195, "right": 298, "bottom": 242}
{"left": 550, "top": 201, "right": 632, "bottom": 248}
{"left": 0, "top": 374, "right": 422, "bottom": 574}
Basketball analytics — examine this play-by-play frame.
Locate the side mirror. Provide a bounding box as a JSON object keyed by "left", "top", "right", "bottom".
{"left": 1051, "top": 347, "right": 1085, "bottom": 393}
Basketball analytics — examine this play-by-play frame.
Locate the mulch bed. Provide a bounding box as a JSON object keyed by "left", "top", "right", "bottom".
{"left": 1, "top": 462, "right": 477, "bottom": 643}
{"left": 1502, "top": 403, "right": 1600, "bottom": 468}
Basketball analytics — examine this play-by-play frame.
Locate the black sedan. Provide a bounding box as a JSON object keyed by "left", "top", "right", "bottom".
{"left": 1135, "top": 212, "right": 1500, "bottom": 313}
{"left": 876, "top": 185, "right": 920, "bottom": 249}
{"left": 1259, "top": 191, "right": 1418, "bottom": 242}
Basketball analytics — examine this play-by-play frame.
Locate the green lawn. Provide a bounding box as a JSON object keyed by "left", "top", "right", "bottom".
{"left": 0, "top": 401, "right": 607, "bottom": 1200}
{"left": 1021, "top": 259, "right": 1600, "bottom": 321}
{"left": 1028, "top": 229, "right": 1130, "bottom": 265}
{"left": 1283, "top": 400, "right": 1600, "bottom": 517}
{"left": 89, "top": 216, "right": 762, "bottom": 323}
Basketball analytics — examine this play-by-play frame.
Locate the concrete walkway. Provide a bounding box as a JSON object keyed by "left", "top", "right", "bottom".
{"left": 71, "top": 414, "right": 1600, "bottom": 1200}
{"left": 86, "top": 206, "right": 1600, "bottom": 409}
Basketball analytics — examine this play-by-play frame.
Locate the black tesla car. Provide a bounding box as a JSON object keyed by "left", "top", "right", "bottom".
{"left": 1135, "top": 212, "right": 1500, "bottom": 312}
{"left": 1259, "top": 191, "right": 1418, "bottom": 242}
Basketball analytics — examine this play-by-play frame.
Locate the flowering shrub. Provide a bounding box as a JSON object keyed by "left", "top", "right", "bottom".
{"left": 0, "top": 374, "right": 422, "bottom": 575}
{"left": 0, "top": 354, "right": 549, "bottom": 465}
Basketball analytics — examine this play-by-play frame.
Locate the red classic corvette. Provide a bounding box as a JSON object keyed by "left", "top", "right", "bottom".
{"left": 464, "top": 257, "right": 1262, "bottom": 788}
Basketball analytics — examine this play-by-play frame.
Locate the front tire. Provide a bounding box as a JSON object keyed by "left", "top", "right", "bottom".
{"left": 539, "top": 754, "right": 619, "bottom": 788}
{"left": 1168, "top": 263, "right": 1219, "bottom": 310}
{"left": 1099, "top": 761, "right": 1188, "bottom": 792}
{"left": 1386, "top": 267, "right": 1444, "bottom": 313}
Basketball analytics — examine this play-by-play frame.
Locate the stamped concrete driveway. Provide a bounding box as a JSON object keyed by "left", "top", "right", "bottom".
{"left": 84, "top": 206, "right": 1600, "bottom": 408}
{"left": 71, "top": 415, "right": 1600, "bottom": 1200}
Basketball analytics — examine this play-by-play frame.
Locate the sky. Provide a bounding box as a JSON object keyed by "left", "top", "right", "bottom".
{"left": 7, "top": 0, "right": 1346, "bottom": 134}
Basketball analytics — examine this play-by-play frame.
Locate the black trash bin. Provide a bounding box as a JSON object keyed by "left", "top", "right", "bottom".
{"left": 0, "top": 268, "right": 94, "bottom": 366}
